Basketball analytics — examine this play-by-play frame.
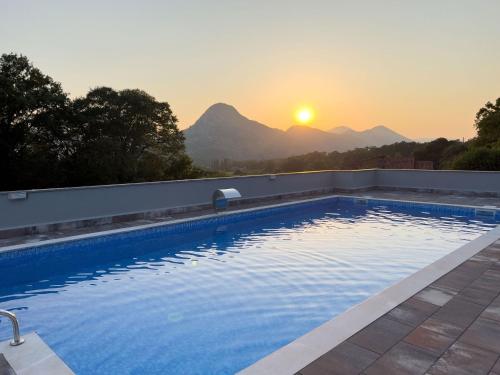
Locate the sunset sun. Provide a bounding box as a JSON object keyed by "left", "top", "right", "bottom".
{"left": 295, "top": 107, "right": 314, "bottom": 125}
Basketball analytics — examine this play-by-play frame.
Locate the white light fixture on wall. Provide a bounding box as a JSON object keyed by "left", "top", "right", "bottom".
{"left": 7, "top": 192, "right": 27, "bottom": 201}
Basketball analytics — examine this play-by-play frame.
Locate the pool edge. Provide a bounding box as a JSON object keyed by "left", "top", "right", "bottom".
{"left": 1, "top": 194, "right": 497, "bottom": 256}
{"left": 0, "top": 332, "right": 75, "bottom": 375}
{"left": 0, "top": 194, "right": 341, "bottom": 255}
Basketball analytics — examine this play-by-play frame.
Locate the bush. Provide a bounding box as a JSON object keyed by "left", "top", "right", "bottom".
{"left": 453, "top": 147, "right": 500, "bottom": 171}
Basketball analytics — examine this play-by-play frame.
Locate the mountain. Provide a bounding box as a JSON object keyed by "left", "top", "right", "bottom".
{"left": 329, "top": 125, "right": 358, "bottom": 136}
{"left": 184, "top": 103, "right": 411, "bottom": 165}
{"left": 360, "top": 125, "right": 412, "bottom": 146}
{"left": 329, "top": 125, "right": 412, "bottom": 147}
{"left": 284, "top": 126, "right": 361, "bottom": 154}
{"left": 183, "top": 103, "right": 288, "bottom": 163}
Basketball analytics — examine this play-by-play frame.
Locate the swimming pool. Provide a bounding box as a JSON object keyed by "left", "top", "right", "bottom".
{"left": 0, "top": 196, "right": 498, "bottom": 374}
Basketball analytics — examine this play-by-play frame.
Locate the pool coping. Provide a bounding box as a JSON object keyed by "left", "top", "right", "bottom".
{"left": 0, "top": 332, "right": 74, "bottom": 374}
{"left": 1, "top": 194, "right": 500, "bottom": 375}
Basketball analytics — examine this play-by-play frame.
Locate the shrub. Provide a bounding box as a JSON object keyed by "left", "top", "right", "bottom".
{"left": 453, "top": 147, "right": 500, "bottom": 171}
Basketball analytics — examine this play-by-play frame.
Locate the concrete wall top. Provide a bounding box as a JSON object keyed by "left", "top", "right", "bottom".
{"left": 0, "top": 170, "right": 349, "bottom": 230}
{"left": 376, "top": 169, "right": 500, "bottom": 194}
{"left": 1, "top": 169, "right": 499, "bottom": 231}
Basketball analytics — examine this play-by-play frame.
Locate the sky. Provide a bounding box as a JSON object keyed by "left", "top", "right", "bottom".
{"left": 2, "top": 0, "right": 500, "bottom": 140}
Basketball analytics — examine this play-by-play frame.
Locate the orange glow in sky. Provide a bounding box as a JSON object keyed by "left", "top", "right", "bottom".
{"left": 4, "top": 1, "right": 500, "bottom": 140}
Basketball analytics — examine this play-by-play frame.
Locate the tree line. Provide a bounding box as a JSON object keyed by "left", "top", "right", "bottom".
{"left": 0, "top": 53, "right": 207, "bottom": 191}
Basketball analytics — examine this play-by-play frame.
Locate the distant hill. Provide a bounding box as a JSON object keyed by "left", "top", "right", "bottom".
{"left": 329, "top": 125, "right": 358, "bottom": 135}
{"left": 329, "top": 125, "right": 412, "bottom": 146}
{"left": 184, "top": 103, "right": 412, "bottom": 165}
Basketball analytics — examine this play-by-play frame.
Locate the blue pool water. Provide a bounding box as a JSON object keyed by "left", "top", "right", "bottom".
{"left": 0, "top": 197, "right": 498, "bottom": 374}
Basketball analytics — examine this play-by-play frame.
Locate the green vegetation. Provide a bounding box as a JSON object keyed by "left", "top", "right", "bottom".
{"left": 0, "top": 53, "right": 206, "bottom": 191}
{"left": 218, "top": 138, "right": 465, "bottom": 175}
{"left": 453, "top": 147, "right": 500, "bottom": 171}
{"left": 451, "top": 98, "right": 500, "bottom": 170}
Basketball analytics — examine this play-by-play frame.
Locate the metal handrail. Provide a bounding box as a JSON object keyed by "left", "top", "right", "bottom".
{"left": 0, "top": 310, "right": 24, "bottom": 346}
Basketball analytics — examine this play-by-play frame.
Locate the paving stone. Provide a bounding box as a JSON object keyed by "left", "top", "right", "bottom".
{"left": 484, "top": 269, "right": 500, "bottom": 279}
{"left": 482, "top": 297, "right": 500, "bottom": 322}
{"left": 431, "top": 296, "right": 484, "bottom": 329}
{"left": 348, "top": 317, "right": 413, "bottom": 354}
{"left": 458, "top": 259, "right": 493, "bottom": 275}
{"left": 300, "top": 342, "right": 379, "bottom": 375}
{"left": 470, "top": 254, "right": 496, "bottom": 265}
{"left": 364, "top": 342, "right": 437, "bottom": 375}
{"left": 490, "top": 357, "right": 500, "bottom": 373}
{"left": 458, "top": 285, "right": 499, "bottom": 307}
{"left": 432, "top": 271, "right": 477, "bottom": 293}
{"left": 480, "top": 250, "right": 500, "bottom": 262}
{"left": 427, "top": 341, "right": 498, "bottom": 375}
{"left": 461, "top": 317, "right": 500, "bottom": 354}
{"left": 450, "top": 261, "right": 488, "bottom": 281}
{"left": 404, "top": 326, "right": 455, "bottom": 356}
{"left": 420, "top": 317, "right": 463, "bottom": 339}
{"left": 491, "top": 262, "right": 500, "bottom": 272}
{"left": 469, "top": 271, "right": 500, "bottom": 293}
{"left": 414, "top": 287, "right": 456, "bottom": 307}
{"left": 387, "top": 298, "right": 440, "bottom": 327}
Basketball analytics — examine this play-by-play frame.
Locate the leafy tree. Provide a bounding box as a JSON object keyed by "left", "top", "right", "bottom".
{"left": 0, "top": 53, "right": 71, "bottom": 189}
{"left": 66, "top": 87, "right": 195, "bottom": 185}
{"left": 414, "top": 138, "right": 462, "bottom": 169}
{"left": 474, "top": 98, "right": 500, "bottom": 147}
{"left": 0, "top": 53, "right": 204, "bottom": 190}
{"left": 438, "top": 141, "right": 468, "bottom": 169}
{"left": 451, "top": 98, "right": 500, "bottom": 171}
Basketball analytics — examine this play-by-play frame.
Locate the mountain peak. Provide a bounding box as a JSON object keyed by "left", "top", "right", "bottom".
{"left": 206, "top": 102, "right": 238, "bottom": 113}
{"left": 370, "top": 125, "right": 390, "bottom": 131}
{"left": 189, "top": 103, "right": 248, "bottom": 130}
{"left": 329, "top": 126, "right": 356, "bottom": 135}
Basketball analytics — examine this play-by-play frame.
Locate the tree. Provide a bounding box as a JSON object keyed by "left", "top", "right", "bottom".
{"left": 474, "top": 98, "right": 500, "bottom": 147}
{"left": 66, "top": 87, "right": 195, "bottom": 185}
{"left": 414, "top": 138, "right": 462, "bottom": 169}
{"left": 451, "top": 98, "right": 500, "bottom": 171}
{"left": 0, "top": 54, "right": 204, "bottom": 189}
{"left": 0, "top": 53, "right": 71, "bottom": 189}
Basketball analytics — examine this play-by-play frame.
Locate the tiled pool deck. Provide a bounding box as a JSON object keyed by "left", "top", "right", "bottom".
{"left": 2, "top": 189, "right": 500, "bottom": 375}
